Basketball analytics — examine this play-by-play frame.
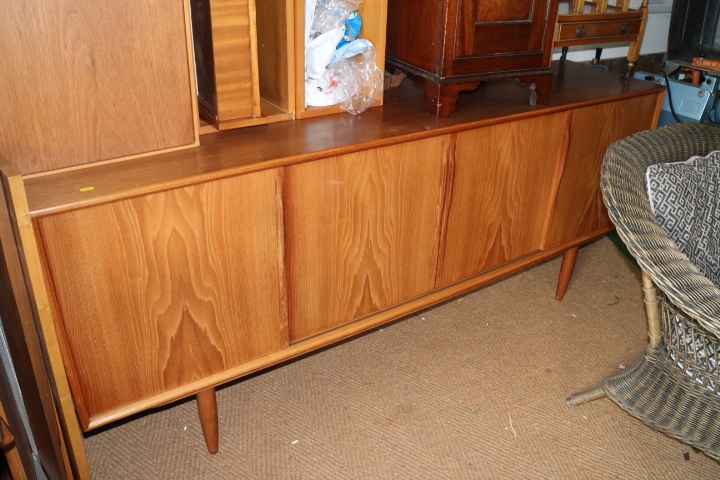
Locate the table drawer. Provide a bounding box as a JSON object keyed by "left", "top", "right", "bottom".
{"left": 557, "top": 18, "right": 642, "bottom": 41}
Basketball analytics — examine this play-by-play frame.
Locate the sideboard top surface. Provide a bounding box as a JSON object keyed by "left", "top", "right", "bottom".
{"left": 25, "top": 62, "right": 664, "bottom": 217}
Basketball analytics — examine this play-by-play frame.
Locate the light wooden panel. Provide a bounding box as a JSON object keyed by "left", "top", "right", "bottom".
{"left": 436, "top": 114, "right": 566, "bottom": 287}
{"left": 1, "top": 158, "right": 91, "bottom": 478}
{"left": 0, "top": 164, "right": 69, "bottom": 480}
{"left": 544, "top": 95, "right": 659, "bottom": 248}
{"left": 256, "top": 0, "right": 294, "bottom": 113}
{"left": 0, "top": 0, "right": 197, "bottom": 176}
{"left": 36, "top": 170, "right": 287, "bottom": 429}
{"left": 285, "top": 137, "right": 449, "bottom": 340}
{"left": 192, "top": 0, "right": 260, "bottom": 124}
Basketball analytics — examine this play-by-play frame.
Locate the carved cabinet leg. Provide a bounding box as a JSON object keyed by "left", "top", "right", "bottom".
{"left": 420, "top": 79, "right": 482, "bottom": 118}
{"left": 196, "top": 387, "right": 219, "bottom": 454}
{"left": 556, "top": 246, "right": 579, "bottom": 301}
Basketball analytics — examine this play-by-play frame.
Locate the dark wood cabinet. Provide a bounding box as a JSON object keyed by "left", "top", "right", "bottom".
{"left": 386, "top": 0, "right": 560, "bottom": 117}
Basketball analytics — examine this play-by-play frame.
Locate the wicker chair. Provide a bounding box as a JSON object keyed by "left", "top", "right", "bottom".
{"left": 567, "top": 122, "right": 720, "bottom": 459}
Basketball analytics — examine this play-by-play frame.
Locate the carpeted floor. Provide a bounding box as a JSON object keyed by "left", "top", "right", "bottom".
{"left": 83, "top": 237, "right": 720, "bottom": 479}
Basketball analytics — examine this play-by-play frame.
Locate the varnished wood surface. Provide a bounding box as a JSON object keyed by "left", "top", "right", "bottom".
{"left": 285, "top": 137, "right": 449, "bottom": 340}
{"left": 0, "top": 0, "right": 198, "bottom": 176}
{"left": 0, "top": 401, "right": 26, "bottom": 480}
{"left": 556, "top": 246, "right": 580, "bottom": 300}
{"left": 436, "top": 114, "right": 567, "bottom": 287}
{"left": 543, "top": 94, "right": 661, "bottom": 248}
{"left": 196, "top": 387, "right": 219, "bottom": 454}
{"left": 0, "top": 160, "right": 91, "bottom": 478}
{"left": 0, "top": 166, "right": 68, "bottom": 479}
{"left": 195, "top": 0, "right": 258, "bottom": 124}
{"left": 256, "top": 0, "right": 294, "bottom": 113}
{"left": 36, "top": 171, "right": 288, "bottom": 428}
{"left": 24, "top": 62, "right": 664, "bottom": 218}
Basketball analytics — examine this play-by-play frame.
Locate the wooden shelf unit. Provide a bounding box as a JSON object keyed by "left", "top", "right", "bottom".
{"left": 191, "top": 0, "right": 296, "bottom": 130}
{"left": 294, "top": 0, "right": 388, "bottom": 119}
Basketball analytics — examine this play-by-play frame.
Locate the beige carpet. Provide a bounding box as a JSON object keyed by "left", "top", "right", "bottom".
{"left": 83, "top": 238, "right": 720, "bottom": 479}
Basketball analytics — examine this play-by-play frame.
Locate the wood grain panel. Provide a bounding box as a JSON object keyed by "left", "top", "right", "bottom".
{"left": 544, "top": 95, "right": 659, "bottom": 248}
{"left": 256, "top": 0, "right": 293, "bottom": 112}
{"left": 211, "top": 0, "right": 258, "bottom": 121}
{"left": 36, "top": 170, "right": 287, "bottom": 428}
{"left": 456, "top": 0, "right": 554, "bottom": 57}
{"left": 0, "top": 0, "right": 197, "bottom": 175}
{"left": 476, "top": 0, "right": 533, "bottom": 22}
{"left": 285, "top": 137, "right": 449, "bottom": 340}
{"left": 436, "top": 113, "right": 566, "bottom": 287}
{"left": 0, "top": 164, "right": 69, "bottom": 480}
{"left": 1, "top": 159, "right": 90, "bottom": 478}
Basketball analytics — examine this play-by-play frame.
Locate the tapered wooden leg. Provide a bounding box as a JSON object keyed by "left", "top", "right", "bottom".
{"left": 196, "top": 387, "right": 219, "bottom": 454}
{"left": 556, "top": 247, "right": 579, "bottom": 301}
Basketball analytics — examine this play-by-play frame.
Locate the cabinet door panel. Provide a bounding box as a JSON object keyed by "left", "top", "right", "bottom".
{"left": 36, "top": 170, "right": 287, "bottom": 428}
{"left": 544, "top": 95, "right": 660, "bottom": 248}
{"left": 285, "top": 137, "right": 449, "bottom": 341}
{"left": 457, "top": 0, "right": 553, "bottom": 56}
{"left": 436, "top": 113, "right": 566, "bottom": 287}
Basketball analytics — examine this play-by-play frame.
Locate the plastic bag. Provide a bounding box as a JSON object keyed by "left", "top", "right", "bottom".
{"left": 311, "top": 0, "right": 362, "bottom": 34}
{"left": 305, "top": 27, "right": 344, "bottom": 79}
{"left": 329, "top": 44, "right": 383, "bottom": 115}
{"left": 337, "top": 11, "right": 362, "bottom": 48}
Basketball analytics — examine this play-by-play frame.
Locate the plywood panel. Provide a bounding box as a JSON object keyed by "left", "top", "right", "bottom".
{"left": 436, "top": 114, "right": 566, "bottom": 287}
{"left": 544, "top": 95, "right": 659, "bottom": 248}
{"left": 36, "top": 170, "right": 287, "bottom": 428}
{"left": 0, "top": 0, "right": 197, "bottom": 175}
{"left": 285, "top": 137, "right": 449, "bottom": 340}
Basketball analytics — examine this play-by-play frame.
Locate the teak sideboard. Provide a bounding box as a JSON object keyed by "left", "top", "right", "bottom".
{"left": 0, "top": 61, "right": 662, "bottom": 479}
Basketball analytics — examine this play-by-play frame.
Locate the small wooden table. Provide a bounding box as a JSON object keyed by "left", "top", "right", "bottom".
{"left": 554, "top": 0, "right": 649, "bottom": 74}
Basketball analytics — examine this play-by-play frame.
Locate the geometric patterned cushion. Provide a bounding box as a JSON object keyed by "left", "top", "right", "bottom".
{"left": 646, "top": 150, "right": 720, "bottom": 287}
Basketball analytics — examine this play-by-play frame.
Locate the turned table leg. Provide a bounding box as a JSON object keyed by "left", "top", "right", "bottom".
{"left": 556, "top": 246, "right": 579, "bottom": 301}
{"left": 196, "top": 387, "right": 219, "bottom": 454}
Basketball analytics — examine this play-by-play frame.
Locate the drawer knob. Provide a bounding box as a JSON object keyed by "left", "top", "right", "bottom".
{"left": 620, "top": 23, "right": 628, "bottom": 34}
{"left": 575, "top": 24, "right": 585, "bottom": 37}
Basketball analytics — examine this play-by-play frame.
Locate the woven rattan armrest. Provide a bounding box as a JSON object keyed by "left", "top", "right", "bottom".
{"left": 600, "top": 123, "right": 720, "bottom": 336}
